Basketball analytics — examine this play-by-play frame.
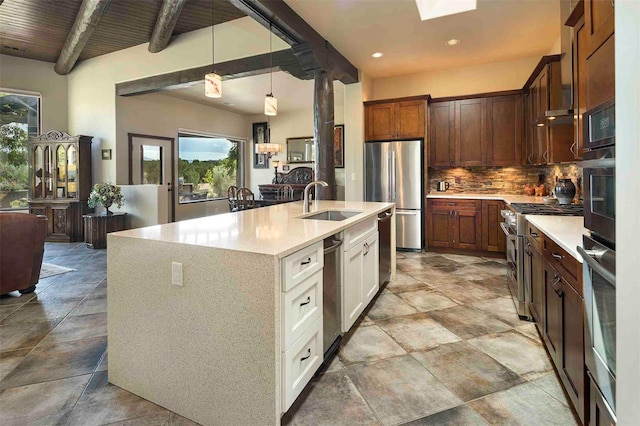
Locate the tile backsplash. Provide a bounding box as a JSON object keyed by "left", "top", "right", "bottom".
{"left": 428, "top": 164, "right": 583, "bottom": 198}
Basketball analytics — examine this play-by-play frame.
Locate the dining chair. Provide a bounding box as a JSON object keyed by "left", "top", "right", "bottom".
{"left": 236, "top": 187, "right": 256, "bottom": 210}
{"left": 227, "top": 186, "right": 239, "bottom": 212}
{"left": 277, "top": 185, "right": 294, "bottom": 201}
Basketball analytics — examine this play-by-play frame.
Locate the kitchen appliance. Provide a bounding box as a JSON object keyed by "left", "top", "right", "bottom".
{"left": 501, "top": 202, "right": 584, "bottom": 319}
{"left": 378, "top": 210, "right": 393, "bottom": 286}
{"left": 322, "top": 234, "right": 343, "bottom": 360}
{"left": 365, "top": 140, "right": 423, "bottom": 250}
{"left": 436, "top": 181, "right": 450, "bottom": 192}
{"left": 578, "top": 98, "right": 616, "bottom": 420}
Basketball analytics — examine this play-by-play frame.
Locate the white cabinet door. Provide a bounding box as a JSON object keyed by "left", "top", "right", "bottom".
{"left": 362, "top": 232, "right": 379, "bottom": 306}
{"left": 342, "top": 243, "right": 364, "bottom": 332}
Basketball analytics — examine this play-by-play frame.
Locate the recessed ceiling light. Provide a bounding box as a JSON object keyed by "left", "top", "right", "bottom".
{"left": 372, "top": 52, "right": 383, "bottom": 58}
{"left": 445, "top": 39, "right": 460, "bottom": 46}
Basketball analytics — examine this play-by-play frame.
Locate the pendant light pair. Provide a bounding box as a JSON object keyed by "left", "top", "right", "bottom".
{"left": 264, "top": 22, "right": 277, "bottom": 116}
{"left": 205, "top": 0, "right": 221, "bottom": 98}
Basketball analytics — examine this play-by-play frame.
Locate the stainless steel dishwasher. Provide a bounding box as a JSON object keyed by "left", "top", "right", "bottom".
{"left": 322, "top": 234, "right": 343, "bottom": 360}
{"left": 378, "top": 209, "right": 393, "bottom": 287}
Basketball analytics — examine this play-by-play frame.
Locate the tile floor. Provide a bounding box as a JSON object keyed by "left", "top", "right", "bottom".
{"left": 0, "top": 244, "right": 579, "bottom": 426}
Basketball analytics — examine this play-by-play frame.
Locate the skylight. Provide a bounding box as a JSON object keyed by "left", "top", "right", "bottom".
{"left": 415, "top": 0, "right": 477, "bottom": 21}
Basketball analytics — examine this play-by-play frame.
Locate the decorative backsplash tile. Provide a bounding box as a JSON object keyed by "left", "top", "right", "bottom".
{"left": 428, "top": 164, "right": 583, "bottom": 198}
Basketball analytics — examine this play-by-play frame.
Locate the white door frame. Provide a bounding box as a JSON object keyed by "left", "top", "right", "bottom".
{"left": 128, "top": 133, "right": 175, "bottom": 222}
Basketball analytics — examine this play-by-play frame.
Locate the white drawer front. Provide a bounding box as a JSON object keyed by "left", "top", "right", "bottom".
{"left": 282, "top": 270, "right": 323, "bottom": 350}
{"left": 343, "top": 217, "right": 377, "bottom": 252}
{"left": 282, "top": 241, "right": 324, "bottom": 292}
{"left": 282, "top": 317, "right": 323, "bottom": 412}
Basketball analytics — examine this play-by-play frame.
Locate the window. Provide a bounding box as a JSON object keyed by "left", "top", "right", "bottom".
{"left": 178, "top": 132, "right": 244, "bottom": 204}
{"left": 0, "top": 90, "right": 40, "bottom": 210}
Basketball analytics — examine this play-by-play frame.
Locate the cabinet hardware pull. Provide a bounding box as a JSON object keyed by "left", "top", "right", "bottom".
{"left": 447, "top": 202, "right": 455, "bottom": 206}
{"left": 300, "top": 348, "right": 311, "bottom": 361}
{"left": 299, "top": 297, "right": 311, "bottom": 307}
{"left": 530, "top": 232, "right": 539, "bottom": 238}
{"left": 552, "top": 253, "right": 563, "bottom": 260}
{"left": 300, "top": 257, "right": 312, "bottom": 266}
{"left": 363, "top": 242, "right": 370, "bottom": 256}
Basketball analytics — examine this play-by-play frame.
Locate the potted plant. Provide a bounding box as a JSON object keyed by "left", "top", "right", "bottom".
{"left": 88, "top": 183, "right": 124, "bottom": 214}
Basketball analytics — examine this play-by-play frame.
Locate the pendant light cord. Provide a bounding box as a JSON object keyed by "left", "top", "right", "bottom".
{"left": 211, "top": 0, "right": 215, "bottom": 73}
{"left": 269, "top": 22, "right": 273, "bottom": 95}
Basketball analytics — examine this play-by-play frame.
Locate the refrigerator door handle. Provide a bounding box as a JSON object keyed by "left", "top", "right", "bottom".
{"left": 387, "top": 151, "right": 392, "bottom": 202}
{"left": 396, "top": 210, "right": 419, "bottom": 216}
{"left": 390, "top": 150, "right": 396, "bottom": 202}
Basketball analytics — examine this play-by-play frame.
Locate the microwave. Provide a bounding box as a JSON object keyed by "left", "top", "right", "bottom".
{"left": 583, "top": 99, "right": 615, "bottom": 151}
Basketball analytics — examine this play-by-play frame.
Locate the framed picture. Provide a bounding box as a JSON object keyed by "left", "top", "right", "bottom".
{"left": 101, "top": 149, "right": 112, "bottom": 160}
{"left": 334, "top": 125, "right": 345, "bottom": 168}
{"left": 253, "top": 122, "right": 269, "bottom": 169}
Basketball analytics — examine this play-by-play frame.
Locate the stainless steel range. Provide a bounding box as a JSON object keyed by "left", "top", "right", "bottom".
{"left": 500, "top": 202, "right": 583, "bottom": 320}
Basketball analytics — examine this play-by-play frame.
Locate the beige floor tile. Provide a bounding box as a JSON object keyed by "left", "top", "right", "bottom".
{"left": 0, "top": 336, "right": 107, "bottom": 390}
{"left": 530, "top": 373, "right": 572, "bottom": 407}
{"left": 366, "top": 293, "right": 418, "bottom": 321}
{"left": 347, "top": 354, "right": 463, "bottom": 425}
{"left": 472, "top": 296, "right": 526, "bottom": 327}
{"left": 65, "top": 371, "right": 169, "bottom": 426}
{"left": 386, "top": 273, "right": 432, "bottom": 293}
{"left": 468, "top": 381, "right": 579, "bottom": 425}
{"left": 427, "top": 305, "right": 512, "bottom": 339}
{"left": 0, "top": 305, "right": 20, "bottom": 321}
{"left": 376, "top": 313, "right": 461, "bottom": 352}
{"left": 69, "top": 296, "right": 107, "bottom": 316}
{"left": 339, "top": 325, "right": 406, "bottom": 365}
{"left": 39, "top": 312, "right": 107, "bottom": 345}
{"left": 412, "top": 341, "right": 525, "bottom": 402}
{"left": 398, "top": 290, "right": 457, "bottom": 312}
{"left": 0, "top": 374, "right": 91, "bottom": 426}
{"left": 0, "top": 292, "right": 36, "bottom": 306}
{"left": 403, "top": 405, "right": 489, "bottom": 425}
{"left": 0, "top": 319, "right": 60, "bottom": 352}
{"left": 283, "top": 370, "right": 380, "bottom": 426}
{"left": 426, "top": 279, "right": 503, "bottom": 304}
{"left": 468, "top": 330, "right": 554, "bottom": 380}
{"left": 0, "top": 299, "right": 80, "bottom": 325}
{"left": 515, "top": 322, "right": 542, "bottom": 343}
{"left": 0, "top": 349, "right": 32, "bottom": 382}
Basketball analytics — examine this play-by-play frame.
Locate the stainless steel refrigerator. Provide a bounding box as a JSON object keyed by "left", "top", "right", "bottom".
{"left": 365, "top": 140, "right": 423, "bottom": 250}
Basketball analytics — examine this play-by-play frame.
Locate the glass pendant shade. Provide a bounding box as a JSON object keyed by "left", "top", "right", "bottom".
{"left": 205, "top": 73, "right": 222, "bottom": 98}
{"left": 256, "top": 143, "right": 282, "bottom": 155}
{"left": 264, "top": 94, "right": 277, "bottom": 116}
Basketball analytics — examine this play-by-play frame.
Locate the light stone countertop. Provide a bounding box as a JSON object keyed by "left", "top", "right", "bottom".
{"left": 427, "top": 192, "right": 547, "bottom": 204}
{"left": 109, "top": 200, "right": 394, "bottom": 258}
{"left": 525, "top": 215, "right": 589, "bottom": 263}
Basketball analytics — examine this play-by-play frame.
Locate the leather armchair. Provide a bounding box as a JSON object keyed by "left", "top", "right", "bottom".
{"left": 0, "top": 213, "right": 47, "bottom": 295}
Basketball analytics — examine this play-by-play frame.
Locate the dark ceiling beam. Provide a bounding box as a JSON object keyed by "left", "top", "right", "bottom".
{"left": 54, "top": 0, "right": 112, "bottom": 75}
{"left": 229, "top": 0, "right": 358, "bottom": 84}
{"left": 116, "top": 48, "right": 310, "bottom": 97}
{"left": 148, "top": 0, "right": 188, "bottom": 53}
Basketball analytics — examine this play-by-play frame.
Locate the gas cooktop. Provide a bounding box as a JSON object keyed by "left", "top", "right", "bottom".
{"left": 510, "top": 203, "right": 584, "bottom": 216}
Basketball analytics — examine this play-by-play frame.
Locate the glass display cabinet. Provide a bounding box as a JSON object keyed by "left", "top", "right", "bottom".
{"left": 28, "top": 131, "right": 93, "bottom": 242}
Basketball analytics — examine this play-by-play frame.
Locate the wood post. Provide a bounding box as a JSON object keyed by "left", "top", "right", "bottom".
{"left": 148, "top": 0, "right": 187, "bottom": 53}
{"left": 54, "top": 0, "right": 112, "bottom": 75}
{"left": 313, "top": 70, "right": 336, "bottom": 200}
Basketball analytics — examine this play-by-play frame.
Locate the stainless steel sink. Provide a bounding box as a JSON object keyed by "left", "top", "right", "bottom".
{"left": 302, "top": 210, "right": 362, "bottom": 221}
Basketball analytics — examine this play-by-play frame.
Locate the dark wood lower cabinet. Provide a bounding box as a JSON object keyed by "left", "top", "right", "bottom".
{"left": 526, "top": 239, "right": 544, "bottom": 327}
{"left": 453, "top": 209, "right": 481, "bottom": 250}
{"left": 29, "top": 201, "right": 89, "bottom": 242}
{"left": 427, "top": 209, "right": 453, "bottom": 249}
{"left": 426, "top": 199, "right": 483, "bottom": 253}
{"left": 589, "top": 373, "right": 616, "bottom": 426}
{"left": 83, "top": 213, "right": 127, "bottom": 249}
{"left": 481, "top": 200, "right": 505, "bottom": 252}
{"left": 541, "top": 256, "right": 587, "bottom": 425}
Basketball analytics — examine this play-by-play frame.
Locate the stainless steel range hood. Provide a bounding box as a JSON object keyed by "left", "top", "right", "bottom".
{"left": 545, "top": 0, "right": 574, "bottom": 121}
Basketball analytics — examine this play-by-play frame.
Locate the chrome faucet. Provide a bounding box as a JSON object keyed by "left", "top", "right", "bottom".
{"left": 303, "top": 180, "right": 329, "bottom": 213}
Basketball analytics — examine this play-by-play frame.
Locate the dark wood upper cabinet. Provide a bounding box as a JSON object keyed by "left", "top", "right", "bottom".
{"left": 586, "top": 34, "right": 615, "bottom": 110}
{"left": 485, "top": 95, "right": 523, "bottom": 166}
{"left": 584, "top": 0, "right": 615, "bottom": 56}
{"left": 366, "top": 103, "right": 396, "bottom": 141}
{"left": 572, "top": 15, "right": 588, "bottom": 159}
{"left": 481, "top": 200, "right": 505, "bottom": 252}
{"left": 429, "top": 102, "right": 455, "bottom": 167}
{"left": 365, "top": 99, "right": 425, "bottom": 141}
{"left": 429, "top": 93, "right": 522, "bottom": 167}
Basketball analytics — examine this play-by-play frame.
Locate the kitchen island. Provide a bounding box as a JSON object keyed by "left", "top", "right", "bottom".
{"left": 107, "top": 200, "right": 395, "bottom": 425}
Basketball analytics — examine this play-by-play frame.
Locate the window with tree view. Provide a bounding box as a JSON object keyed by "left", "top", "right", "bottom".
{"left": 178, "top": 133, "right": 242, "bottom": 204}
{"left": 0, "top": 91, "right": 40, "bottom": 210}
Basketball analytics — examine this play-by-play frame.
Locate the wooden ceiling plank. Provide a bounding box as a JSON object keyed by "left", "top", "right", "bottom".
{"left": 54, "top": 0, "right": 113, "bottom": 75}
{"left": 228, "top": 0, "right": 358, "bottom": 84}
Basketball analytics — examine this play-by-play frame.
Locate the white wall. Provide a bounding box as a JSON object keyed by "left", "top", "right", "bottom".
{"left": 615, "top": 1, "right": 640, "bottom": 423}
{"left": 110, "top": 185, "right": 169, "bottom": 229}
{"left": 116, "top": 92, "right": 251, "bottom": 221}
{"left": 67, "top": 17, "right": 289, "bottom": 186}
{"left": 247, "top": 105, "right": 345, "bottom": 198}
{"left": 371, "top": 55, "right": 541, "bottom": 100}
{"left": 0, "top": 54, "right": 68, "bottom": 132}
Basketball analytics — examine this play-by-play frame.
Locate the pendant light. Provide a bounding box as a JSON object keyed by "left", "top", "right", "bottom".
{"left": 205, "top": 0, "right": 222, "bottom": 98}
{"left": 264, "top": 23, "right": 277, "bottom": 116}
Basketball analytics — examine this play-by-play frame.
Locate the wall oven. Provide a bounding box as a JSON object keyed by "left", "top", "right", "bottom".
{"left": 579, "top": 98, "right": 616, "bottom": 422}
